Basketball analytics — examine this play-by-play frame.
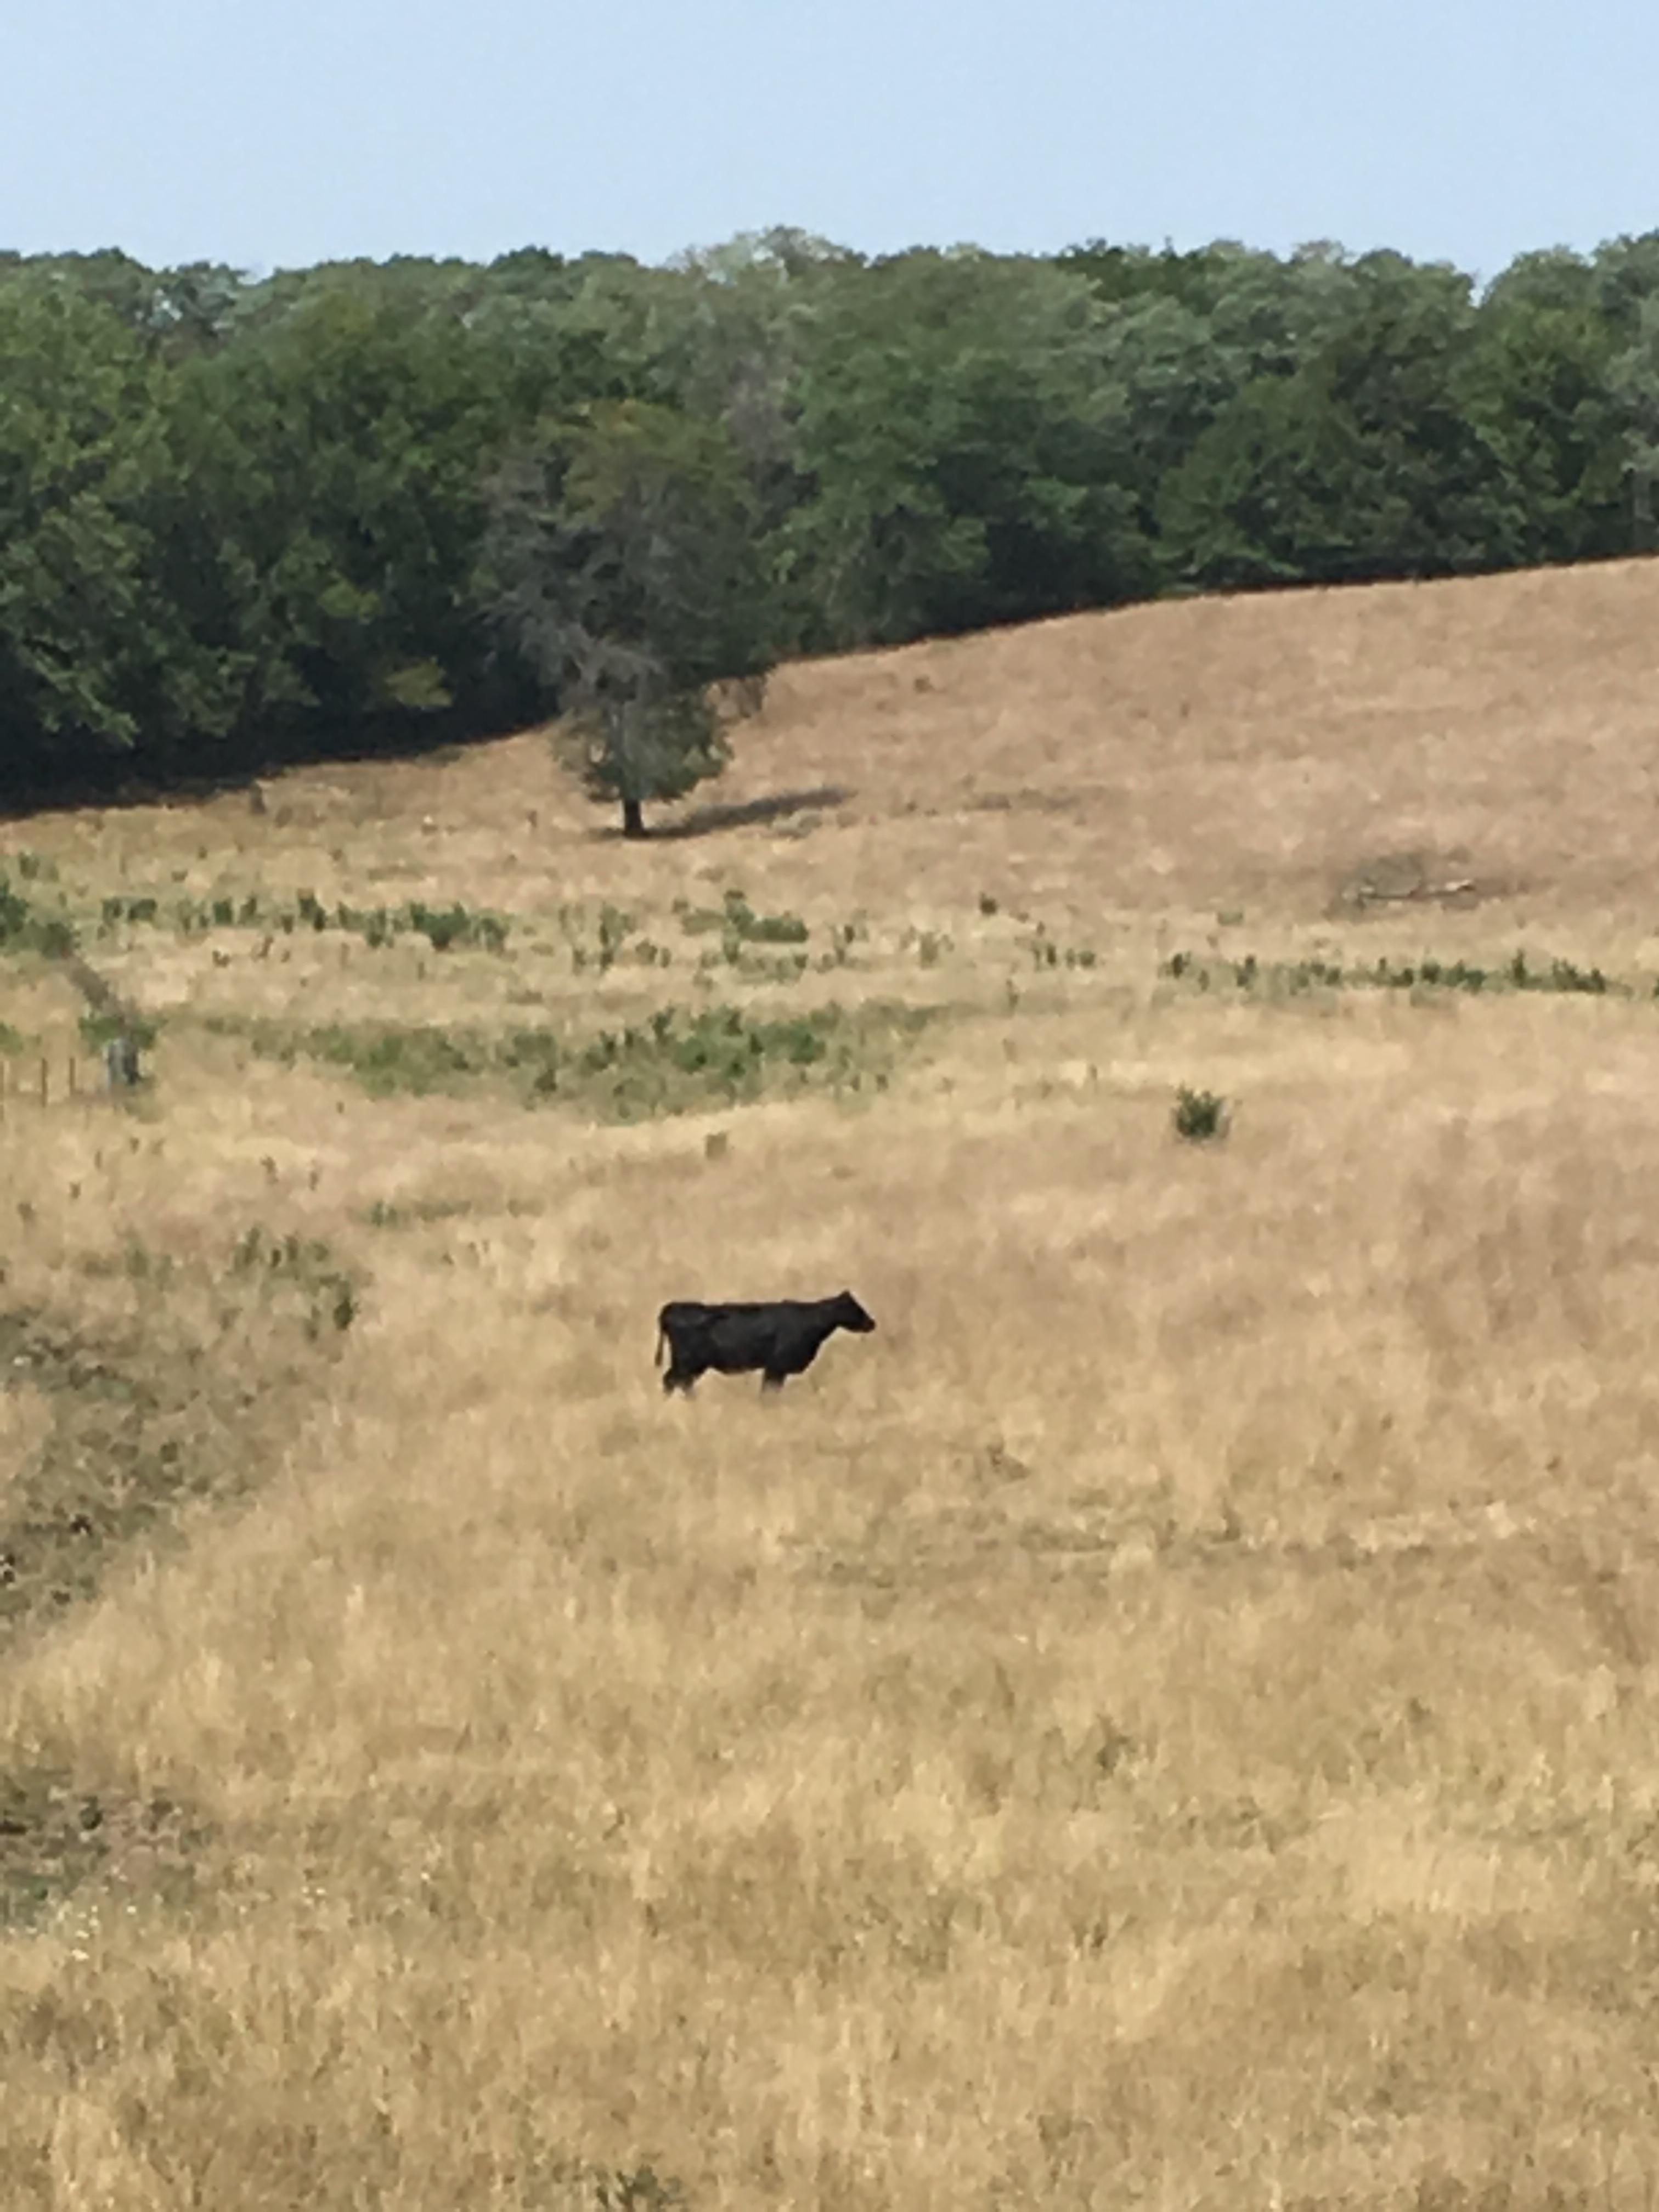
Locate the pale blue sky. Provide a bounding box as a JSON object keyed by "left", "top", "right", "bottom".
{"left": 7, "top": 0, "right": 1657, "bottom": 284}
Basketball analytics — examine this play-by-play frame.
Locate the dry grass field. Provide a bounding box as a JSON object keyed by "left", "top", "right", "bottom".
{"left": 4, "top": 558, "right": 1659, "bottom": 2207}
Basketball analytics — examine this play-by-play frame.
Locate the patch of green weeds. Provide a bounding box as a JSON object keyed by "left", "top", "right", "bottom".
{"left": 101, "top": 895, "right": 160, "bottom": 928}
{"left": 821, "top": 921, "right": 867, "bottom": 970}
{"left": 1162, "top": 949, "right": 1615, "bottom": 1000}
{"left": 1025, "top": 925, "right": 1097, "bottom": 971}
{"left": 1507, "top": 950, "right": 1607, "bottom": 994}
{"left": 730, "top": 950, "right": 810, "bottom": 984}
{"left": 512, "top": 2151, "right": 689, "bottom": 2211}
{"left": 225, "top": 1000, "right": 935, "bottom": 1121}
{"left": 0, "top": 874, "right": 76, "bottom": 957}
{"left": 301, "top": 1024, "right": 493, "bottom": 1097}
{"left": 503, "top": 1002, "right": 929, "bottom": 1120}
{"left": 729, "top": 898, "right": 809, "bottom": 947}
{"left": 98, "top": 888, "right": 509, "bottom": 954}
{"left": 404, "top": 900, "right": 508, "bottom": 953}
{"left": 679, "top": 889, "right": 810, "bottom": 960}
{"left": 362, "top": 1197, "right": 475, "bottom": 1231}
{"left": 556, "top": 901, "right": 664, "bottom": 973}
{"left": 901, "top": 927, "right": 953, "bottom": 969}
{"left": 207, "top": 1014, "right": 485, "bottom": 1099}
{"left": 229, "top": 1224, "right": 358, "bottom": 1336}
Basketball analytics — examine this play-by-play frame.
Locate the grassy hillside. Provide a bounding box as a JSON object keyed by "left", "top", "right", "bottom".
{"left": 4, "top": 557, "right": 1659, "bottom": 2208}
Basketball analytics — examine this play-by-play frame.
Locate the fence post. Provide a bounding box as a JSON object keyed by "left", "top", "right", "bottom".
{"left": 38, "top": 1057, "right": 48, "bottom": 1108}
{"left": 104, "top": 1034, "right": 142, "bottom": 1093}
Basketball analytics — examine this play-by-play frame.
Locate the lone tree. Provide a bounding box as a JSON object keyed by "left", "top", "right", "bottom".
{"left": 483, "top": 400, "right": 772, "bottom": 836}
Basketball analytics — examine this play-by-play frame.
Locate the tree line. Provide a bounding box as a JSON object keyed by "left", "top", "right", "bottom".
{"left": 4, "top": 228, "right": 1658, "bottom": 823}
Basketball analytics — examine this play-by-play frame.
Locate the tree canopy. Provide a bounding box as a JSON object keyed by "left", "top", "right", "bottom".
{"left": 483, "top": 399, "right": 771, "bottom": 833}
{"left": 2, "top": 228, "right": 1658, "bottom": 804}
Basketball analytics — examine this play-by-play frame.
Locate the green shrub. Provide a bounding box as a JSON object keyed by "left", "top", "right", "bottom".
{"left": 1173, "top": 1086, "right": 1229, "bottom": 1143}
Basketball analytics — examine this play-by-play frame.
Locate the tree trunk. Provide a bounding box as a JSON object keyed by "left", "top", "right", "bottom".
{"left": 621, "top": 795, "right": 646, "bottom": 839}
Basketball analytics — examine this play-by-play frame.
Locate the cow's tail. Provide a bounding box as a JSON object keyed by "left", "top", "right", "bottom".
{"left": 654, "top": 1316, "right": 667, "bottom": 1368}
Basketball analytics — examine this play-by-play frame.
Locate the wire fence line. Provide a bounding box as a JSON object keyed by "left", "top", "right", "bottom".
{"left": 0, "top": 1049, "right": 137, "bottom": 1115}
{"left": 0, "top": 947, "right": 155, "bottom": 1115}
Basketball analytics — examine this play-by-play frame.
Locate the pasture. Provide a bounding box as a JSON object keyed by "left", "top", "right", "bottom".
{"left": 4, "top": 557, "right": 1659, "bottom": 2207}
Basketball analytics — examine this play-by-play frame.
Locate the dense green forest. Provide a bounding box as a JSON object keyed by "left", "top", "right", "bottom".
{"left": 3, "top": 227, "right": 1658, "bottom": 808}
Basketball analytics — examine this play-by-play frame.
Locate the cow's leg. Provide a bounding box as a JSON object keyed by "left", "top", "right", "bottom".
{"left": 760, "top": 1370, "right": 787, "bottom": 1393}
{"left": 663, "top": 1364, "right": 697, "bottom": 1395}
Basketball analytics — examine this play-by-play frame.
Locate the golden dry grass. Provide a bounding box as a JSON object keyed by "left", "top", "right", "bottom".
{"left": 4, "top": 560, "right": 1659, "bottom": 2206}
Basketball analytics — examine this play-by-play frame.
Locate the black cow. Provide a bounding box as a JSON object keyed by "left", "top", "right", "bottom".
{"left": 656, "top": 1291, "right": 876, "bottom": 1395}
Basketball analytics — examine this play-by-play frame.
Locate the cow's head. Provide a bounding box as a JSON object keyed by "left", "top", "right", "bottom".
{"left": 834, "top": 1290, "right": 877, "bottom": 1333}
